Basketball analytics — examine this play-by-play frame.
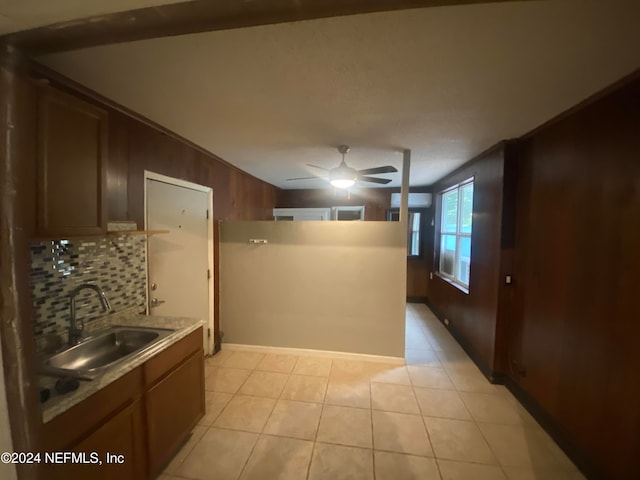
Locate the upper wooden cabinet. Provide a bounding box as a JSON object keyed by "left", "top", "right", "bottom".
{"left": 37, "top": 87, "right": 107, "bottom": 236}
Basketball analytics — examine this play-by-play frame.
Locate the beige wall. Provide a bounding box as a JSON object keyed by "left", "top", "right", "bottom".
{"left": 220, "top": 221, "right": 406, "bottom": 357}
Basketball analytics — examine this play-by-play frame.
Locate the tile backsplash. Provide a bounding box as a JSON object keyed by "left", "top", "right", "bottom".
{"left": 30, "top": 235, "right": 147, "bottom": 351}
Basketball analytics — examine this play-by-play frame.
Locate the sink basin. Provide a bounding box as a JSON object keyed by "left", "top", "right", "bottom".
{"left": 40, "top": 326, "right": 174, "bottom": 379}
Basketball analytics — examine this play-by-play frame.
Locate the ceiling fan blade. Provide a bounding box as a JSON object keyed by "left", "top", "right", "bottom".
{"left": 306, "top": 164, "right": 330, "bottom": 171}
{"left": 358, "top": 176, "right": 392, "bottom": 184}
{"left": 356, "top": 165, "right": 398, "bottom": 175}
{"left": 286, "top": 176, "right": 324, "bottom": 181}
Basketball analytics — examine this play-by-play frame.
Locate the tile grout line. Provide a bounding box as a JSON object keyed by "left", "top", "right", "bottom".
{"left": 208, "top": 311, "right": 541, "bottom": 479}
{"left": 403, "top": 349, "right": 443, "bottom": 467}
{"left": 419, "top": 415, "right": 443, "bottom": 480}
{"left": 229, "top": 351, "right": 272, "bottom": 480}
{"left": 412, "top": 310, "right": 506, "bottom": 477}
{"left": 412, "top": 309, "right": 452, "bottom": 480}
{"left": 304, "top": 358, "right": 333, "bottom": 480}
{"left": 369, "top": 371, "right": 376, "bottom": 480}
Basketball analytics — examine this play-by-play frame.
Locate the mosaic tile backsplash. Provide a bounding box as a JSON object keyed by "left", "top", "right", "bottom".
{"left": 30, "top": 235, "right": 147, "bottom": 352}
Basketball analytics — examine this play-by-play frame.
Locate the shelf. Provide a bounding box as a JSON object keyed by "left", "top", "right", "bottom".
{"left": 107, "top": 230, "right": 170, "bottom": 236}
{"left": 31, "top": 230, "right": 170, "bottom": 243}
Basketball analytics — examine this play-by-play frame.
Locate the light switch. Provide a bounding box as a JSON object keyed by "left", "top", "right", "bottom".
{"left": 505, "top": 275, "right": 512, "bottom": 284}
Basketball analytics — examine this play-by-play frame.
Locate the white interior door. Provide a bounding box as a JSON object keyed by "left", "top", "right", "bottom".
{"left": 146, "top": 177, "right": 212, "bottom": 354}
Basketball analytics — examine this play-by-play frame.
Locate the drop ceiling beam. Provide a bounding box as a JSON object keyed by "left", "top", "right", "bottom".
{"left": 2, "top": 0, "right": 531, "bottom": 55}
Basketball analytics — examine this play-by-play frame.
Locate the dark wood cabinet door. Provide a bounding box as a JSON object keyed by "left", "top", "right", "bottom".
{"left": 37, "top": 87, "right": 107, "bottom": 236}
{"left": 42, "top": 399, "right": 146, "bottom": 480}
{"left": 146, "top": 350, "right": 205, "bottom": 475}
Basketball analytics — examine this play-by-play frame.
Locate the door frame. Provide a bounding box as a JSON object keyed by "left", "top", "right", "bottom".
{"left": 143, "top": 170, "right": 214, "bottom": 355}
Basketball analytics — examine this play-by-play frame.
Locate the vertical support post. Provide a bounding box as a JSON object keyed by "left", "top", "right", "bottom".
{"left": 0, "top": 42, "right": 39, "bottom": 480}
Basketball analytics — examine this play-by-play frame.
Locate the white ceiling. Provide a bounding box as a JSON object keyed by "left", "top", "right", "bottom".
{"left": 35, "top": 0, "right": 640, "bottom": 188}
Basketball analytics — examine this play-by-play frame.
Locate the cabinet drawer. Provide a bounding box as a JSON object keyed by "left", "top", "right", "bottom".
{"left": 144, "top": 327, "right": 202, "bottom": 387}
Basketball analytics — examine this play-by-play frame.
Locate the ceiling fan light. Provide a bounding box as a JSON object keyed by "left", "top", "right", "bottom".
{"left": 330, "top": 178, "right": 356, "bottom": 188}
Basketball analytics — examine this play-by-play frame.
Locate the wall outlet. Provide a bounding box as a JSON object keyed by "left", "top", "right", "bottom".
{"left": 429, "top": 272, "right": 433, "bottom": 280}
{"left": 444, "top": 318, "right": 450, "bottom": 326}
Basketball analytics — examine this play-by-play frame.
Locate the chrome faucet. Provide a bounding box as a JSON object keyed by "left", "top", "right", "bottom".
{"left": 68, "top": 284, "right": 111, "bottom": 345}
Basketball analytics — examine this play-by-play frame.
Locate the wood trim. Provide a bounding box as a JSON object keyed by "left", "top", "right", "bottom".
{"left": 213, "top": 220, "right": 221, "bottom": 351}
{"left": 424, "top": 298, "right": 499, "bottom": 382}
{"left": 406, "top": 296, "right": 427, "bottom": 303}
{"left": 521, "top": 67, "right": 640, "bottom": 141}
{"left": 3, "top": 0, "right": 532, "bottom": 55}
{"left": 493, "top": 141, "right": 518, "bottom": 375}
{"left": 29, "top": 230, "right": 170, "bottom": 242}
{"left": 431, "top": 140, "right": 506, "bottom": 188}
{"left": 0, "top": 44, "right": 42, "bottom": 480}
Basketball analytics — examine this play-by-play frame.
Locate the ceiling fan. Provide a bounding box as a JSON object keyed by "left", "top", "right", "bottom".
{"left": 286, "top": 145, "right": 398, "bottom": 188}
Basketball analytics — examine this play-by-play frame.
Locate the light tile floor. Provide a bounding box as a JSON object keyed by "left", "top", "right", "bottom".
{"left": 161, "top": 303, "right": 584, "bottom": 480}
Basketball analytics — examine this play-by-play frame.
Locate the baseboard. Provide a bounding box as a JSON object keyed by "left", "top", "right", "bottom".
{"left": 424, "top": 298, "right": 444, "bottom": 320}
{"left": 504, "top": 376, "right": 598, "bottom": 479}
{"left": 222, "top": 343, "right": 405, "bottom": 365}
{"left": 424, "top": 302, "right": 594, "bottom": 477}
{"left": 424, "top": 298, "right": 501, "bottom": 384}
{"left": 407, "top": 296, "right": 427, "bottom": 303}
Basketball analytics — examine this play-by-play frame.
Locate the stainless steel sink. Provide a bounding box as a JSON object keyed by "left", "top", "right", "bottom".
{"left": 40, "top": 326, "right": 174, "bottom": 380}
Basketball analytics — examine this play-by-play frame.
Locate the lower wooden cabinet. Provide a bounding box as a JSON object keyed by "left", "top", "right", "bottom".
{"left": 45, "top": 400, "right": 146, "bottom": 480}
{"left": 37, "top": 328, "right": 204, "bottom": 480}
{"left": 146, "top": 350, "right": 205, "bottom": 475}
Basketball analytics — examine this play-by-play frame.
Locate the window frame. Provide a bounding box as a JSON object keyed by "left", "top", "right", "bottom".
{"left": 387, "top": 207, "right": 427, "bottom": 258}
{"left": 436, "top": 178, "right": 474, "bottom": 292}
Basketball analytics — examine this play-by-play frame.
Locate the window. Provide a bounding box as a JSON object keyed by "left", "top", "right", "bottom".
{"left": 332, "top": 206, "right": 365, "bottom": 221}
{"left": 387, "top": 208, "right": 425, "bottom": 257}
{"left": 438, "top": 179, "right": 474, "bottom": 289}
{"left": 408, "top": 211, "right": 421, "bottom": 256}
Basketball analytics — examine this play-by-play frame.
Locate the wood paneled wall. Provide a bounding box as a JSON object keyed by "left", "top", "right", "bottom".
{"left": 426, "top": 73, "right": 640, "bottom": 479}
{"left": 277, "top": 187, "right": 393, "bottom": 221}
{"left": 426, "top": 143, "right": 510, "bottom": 376}
{"left": 507, "top": 75, "right": 640, "bottom": 480}
{"left": 109, "top": 112, "right": 279, "bottom": 227}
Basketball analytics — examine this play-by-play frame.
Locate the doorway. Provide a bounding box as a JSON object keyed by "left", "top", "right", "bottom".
{"left": 144, "top": 171, "right": 214, "bottom": 355}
